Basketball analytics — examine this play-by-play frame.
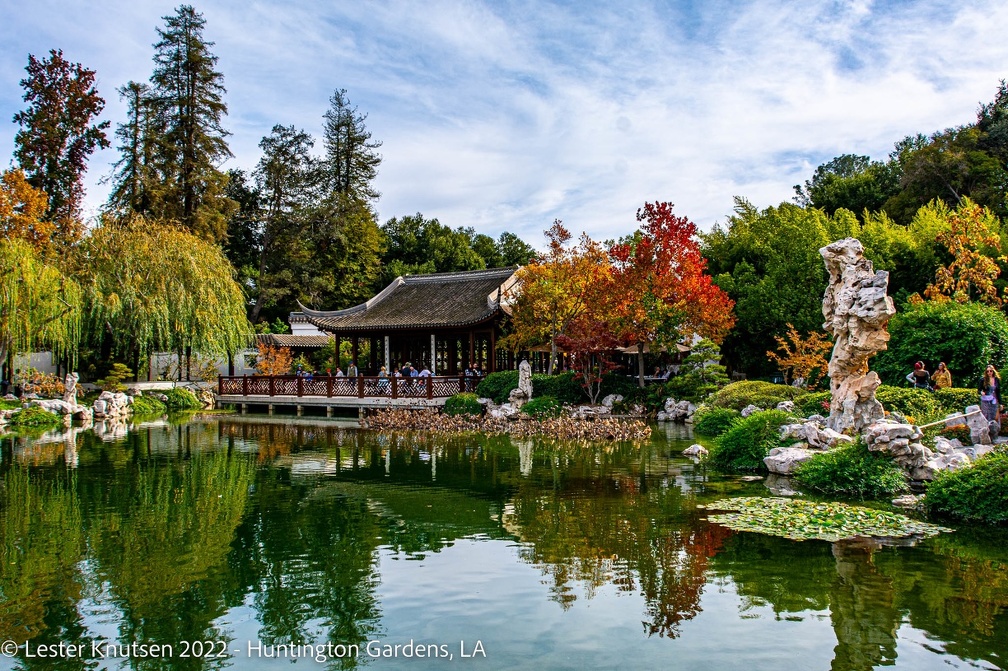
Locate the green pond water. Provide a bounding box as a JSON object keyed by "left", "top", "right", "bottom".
{"left": 1, "top": 415, "right": 1006, "bottom": 671}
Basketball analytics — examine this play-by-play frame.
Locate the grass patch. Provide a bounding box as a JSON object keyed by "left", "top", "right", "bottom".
{"left": 131, "top": 395, "right": 167, "bottom": 416}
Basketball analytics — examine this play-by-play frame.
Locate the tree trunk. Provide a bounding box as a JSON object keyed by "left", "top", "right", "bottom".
{"left": 637, "top": 343, "right": 645, "bottom": 389}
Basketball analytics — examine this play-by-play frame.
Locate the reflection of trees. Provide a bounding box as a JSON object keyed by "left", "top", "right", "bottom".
{"left": 229, "top": 473, "right": 382, "bottom": 668}
{"left": 0, "top": 468, "right": 89, "bottom": 668}
{"left": 712, "top": 528, "right": 1008, "bottom": 671}
{"left": 503, "top": 448, "right": 731, "bottom": 637}
{"left": 829, "top": 539, "right": 899, "bottom": 671}
{"left": 85, "top": 450, "right": 256, "bottom": 666}
{"left": 708, "top": 533, "right": 834, "bottom": 614}
{"left": 877, "top": 528, "right": 1008, "bottom": 668}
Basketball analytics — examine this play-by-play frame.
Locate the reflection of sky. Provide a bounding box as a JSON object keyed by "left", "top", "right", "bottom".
{"left": 374, "top": 538, "right": 840, "bottom": 670}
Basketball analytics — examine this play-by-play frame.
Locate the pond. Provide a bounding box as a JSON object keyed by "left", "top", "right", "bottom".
{"left": 1, "top": 415, "right": 1006, "bottom": 670}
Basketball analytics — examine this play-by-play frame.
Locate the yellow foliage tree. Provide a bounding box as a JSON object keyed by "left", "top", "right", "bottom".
{"left": 0, "top": 169, "right": 52, "bottom": 253}
{"left": 923, "top": 199, "right": 1004, "bottom": 305}
{"left": 255, "top": 342, "right": 293, "bottom": 376}
{"left": 766, "top": 324, "right": 832, "bottom": 387}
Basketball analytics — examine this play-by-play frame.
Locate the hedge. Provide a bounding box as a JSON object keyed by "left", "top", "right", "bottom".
{"left": 707, "top": 381, "right": 806, "bottom": 412}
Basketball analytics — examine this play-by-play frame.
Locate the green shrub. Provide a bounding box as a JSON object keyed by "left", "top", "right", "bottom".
{"left": 164, "top": 387, "right": 201, "bottom": 410}
{"left": 598, "top": 372, "right": 641, "bottom": 400}
{"left": 9, "top": 406, "right": 62, "bottom": 428}
{"left": 874, "top": 301, "right": 1008, "bottom": 389}
{"left": 98, "top": 363, "right": 133, "bottom": 392}
{"left": 131, "top": 395, "right": 167, "bottom": 416}
{"left": 707, "top": 381, "right": 806, "bottom": 412}
{"left": 521, "top": 395, "right": 564, "bottom": 418}
{"left": 692, "top": 407, "right": 742, "bottom": 437}
{"left": 793, "top": 390, "right": 832, "bottom": 418}
{"left": 665, "top": 374, "right": 718, "bottom": 404}
{"left": 794, "top": 440, "right": 908, "bottom": 499}
{"left": 926, "top": 449, "right": 1008, "bottom": 524}
{"left": 532, "top": 372, "right": 584, "bottom": 404}
{"left": 705, "top": 409, "right": 793, "bottom": 472}
{"left": 444, "top": 392, "right": 483, "bottom": 416}
{"left": 0, "top": 399, "right": 21, "bottom": 410}
{"left": 475, "top": 371, "right": 519, "bottom": 403}
{"left": 934, "top": 387, "right": 981, "bottom": 415}
{"left": 875, "top": 385, "right": 941, "bottom": 423}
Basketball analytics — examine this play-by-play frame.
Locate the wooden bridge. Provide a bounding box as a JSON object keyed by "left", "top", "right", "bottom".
{"left": 216, "top": 374, "right": 471, "bottom": 415}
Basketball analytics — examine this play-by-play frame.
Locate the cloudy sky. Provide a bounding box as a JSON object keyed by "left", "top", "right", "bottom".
{"left": 1, "top": 0, "right": 1006, "bottom": 244}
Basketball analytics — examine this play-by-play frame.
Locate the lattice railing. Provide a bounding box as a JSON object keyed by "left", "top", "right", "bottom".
{"left": 218, "top": 375, "right": 465, "bottom": 399}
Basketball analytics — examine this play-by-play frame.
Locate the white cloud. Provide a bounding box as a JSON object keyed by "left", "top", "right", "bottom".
{"left": 1, "top": 0, "right": 1006, "bottom": 242}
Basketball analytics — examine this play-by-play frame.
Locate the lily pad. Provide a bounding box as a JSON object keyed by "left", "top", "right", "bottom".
{"left": 699, "top": 496, "right": 952, "bottom": 542}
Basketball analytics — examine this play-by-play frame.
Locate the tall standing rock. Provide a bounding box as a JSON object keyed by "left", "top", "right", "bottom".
{"left": 820, "top": 238, "right": 896, "bottom": 433}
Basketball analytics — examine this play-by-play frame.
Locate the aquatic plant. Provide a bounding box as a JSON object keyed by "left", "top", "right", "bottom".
{"left": 700, "top": 496, "right": 951, "bottom": 542}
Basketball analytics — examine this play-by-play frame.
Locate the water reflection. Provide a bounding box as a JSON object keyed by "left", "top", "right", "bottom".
{"left": 0, "top": 418, "right": 1005, "bottom": 670}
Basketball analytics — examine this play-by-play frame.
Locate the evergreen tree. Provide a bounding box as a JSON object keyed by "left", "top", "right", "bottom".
{"left": 106, "top": 81, "right": 164, "bottom": 218}
{"left": 321, "top": 89, "right": 382, "bottom": 203}
{"left": 148, "top": 4, "right": 234, "bottom": 242}
{"left": 248, "top": 125, "right": 316, "bottom": 322}
{"left": 13, "top": 49, "right": 109, "bottom": 237}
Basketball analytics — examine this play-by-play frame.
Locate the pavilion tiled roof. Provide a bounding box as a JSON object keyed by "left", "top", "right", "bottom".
{"left": 255, "top": 333, "right": 333, "bottom": 348}
{"left": 299, "top": 267, "right": 520, "bottom": 333}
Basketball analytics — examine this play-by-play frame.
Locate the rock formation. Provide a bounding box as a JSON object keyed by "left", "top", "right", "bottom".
{"left": 820, "top": 238, "right": 896, "bottom": 433}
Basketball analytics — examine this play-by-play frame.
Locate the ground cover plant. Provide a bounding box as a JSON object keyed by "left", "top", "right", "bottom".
{"left": 794, "top": 440, "right": 908, "bottom": 499}
{"left": 701, "top": 497, "right": 951, "bottom": 542}
{"left": 130, "top": 395, "right": 167, "bottom": 416}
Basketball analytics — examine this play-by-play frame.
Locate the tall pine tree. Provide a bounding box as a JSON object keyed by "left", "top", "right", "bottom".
{"left": 148, "top": 4, "right": 234, "bottom": 242}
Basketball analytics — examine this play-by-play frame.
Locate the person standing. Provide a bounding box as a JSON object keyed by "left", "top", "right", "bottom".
{"left": 931, "top": 362, "right": 952, "bottom": 390}
{"left": 905, "top": 361, "right": 933, "bottom": 390}
{"left": 347, "top": 361, "right": 359, "bottom": 377}
{"left": 979, "top": 364, "right": 1002, "bottom": 423}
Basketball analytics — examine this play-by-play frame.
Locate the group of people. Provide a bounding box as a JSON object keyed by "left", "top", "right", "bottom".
{"left": 906, "top": 360, "right": 1002, "bottom": 424}
{"left": 905, "top": 361, "right": 953, "bottom": 391}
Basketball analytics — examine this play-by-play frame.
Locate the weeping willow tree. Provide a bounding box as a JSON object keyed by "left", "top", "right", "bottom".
{"left": 0, "top": 237, "right": 82, "bottom": 376}
{"left": 75, "top": 215, "right": 252, "bottom": 371}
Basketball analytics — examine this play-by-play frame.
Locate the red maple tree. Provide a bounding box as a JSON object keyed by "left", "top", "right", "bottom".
{"left": 610, "top": 202, "right": 735, "bottom": 387}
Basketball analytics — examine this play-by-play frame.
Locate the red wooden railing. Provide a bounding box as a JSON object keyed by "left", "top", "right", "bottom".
{"left": 218, "top": 375, "right": 468, "bottom": 400}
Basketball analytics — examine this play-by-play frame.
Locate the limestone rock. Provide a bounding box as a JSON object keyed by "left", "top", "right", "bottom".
{"left": 820, "top": 238, "right": 896, "bottom": 433}
{"left": 682, "top": 443, "right": 708, "bottom": 457}
{"left": 741, "top": 404, "right": 761, "bottom": 417}
{"left": 776, "top": 400, "right": 795, "bottom": 412}
{"left": 62, "top": 372, "right": 79, "bottom": 405}
{"left": 764, "top": 446, "right": 817, "bottom": 475}
{"left": 965, "top": 404, "right": 991, "bottom": 445}
{"left": 601, "top": 394, "right": 623, "bottom": 409}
